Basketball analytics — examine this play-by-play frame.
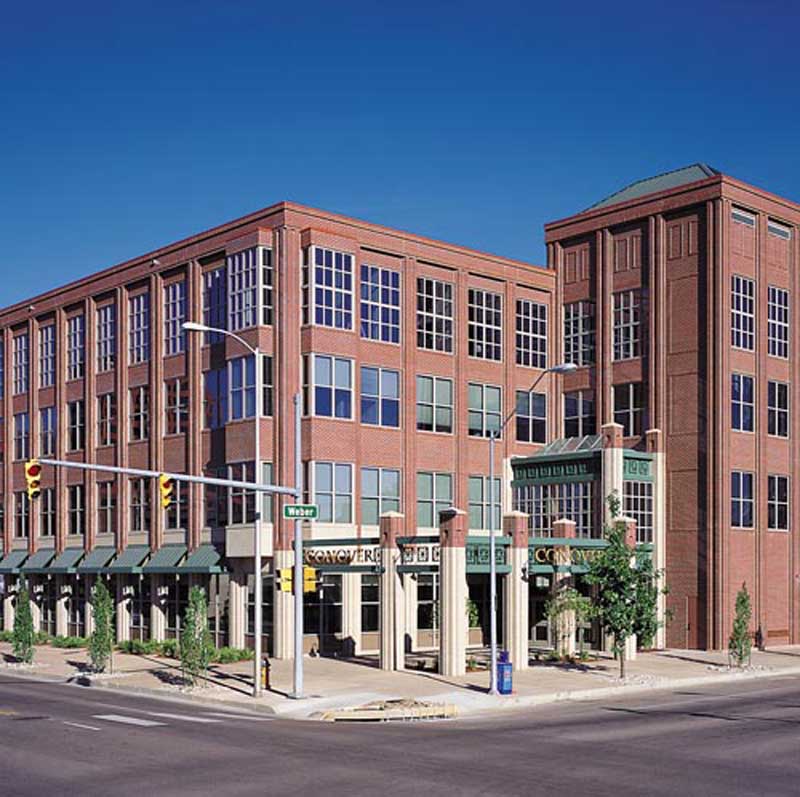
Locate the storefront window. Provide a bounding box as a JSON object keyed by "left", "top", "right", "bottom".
{"left": 361, "top": 575, "right": 379, "bottom": 633}
{"left": 417, "top": 573, "right": 439, "bottom": 631}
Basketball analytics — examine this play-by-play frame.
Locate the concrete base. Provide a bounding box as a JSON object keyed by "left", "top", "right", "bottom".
{"left": 440, "top": 546, "right": 467, "bottom": 677}
{"left": 504, "top": 548, "right": 529, "bottom": 671}
{"left": 228, "top": 565, "right": 247, "bottom": 650}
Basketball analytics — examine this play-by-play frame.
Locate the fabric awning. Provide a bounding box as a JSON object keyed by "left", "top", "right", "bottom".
{"left": 49, "top": 548, "right": 85, "bottom": 574}
{"left": 21, "top": 548, "right": 56, "bottom": 573}
{"left": 142, "top": 544, "right": 187, "bottom": 574}
{"left": 179, "top": 544, "right": 224, "bottom": 574}
{"left": 106, "top": 545, "right": 150, "bottom": 574}
{"left": 0, "top": 550, "right": 29, "bottom": 574}
{"left": 77, "top": 547, "right": 117, "bottom": 574}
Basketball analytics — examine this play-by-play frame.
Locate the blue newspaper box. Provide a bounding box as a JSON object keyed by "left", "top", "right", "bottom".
{"left": 498, "top": 661, "right": 513, "bottom": 695}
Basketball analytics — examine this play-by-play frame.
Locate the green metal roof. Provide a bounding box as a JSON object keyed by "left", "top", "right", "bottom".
{"left": 534, "top": 435, "right": 604, "bottom": 457}
{"left": 77, "top": 546, "right": 117, "bottom": 574}
{"left": 179, "top": 544, "right": 223, "bottom": 574}
{"left": 49, "top": 548, "right": 85, "bottom": 574}
{"left": 21, "top": 548, "right": 56, "bottom": 573}
{"left": 0, "top": 550, "right": 29, "bottom": 574}
{"left": 106, "top": 545, "right": 150, "bottom": 574}
{"left": 143, "top": 544, "right": 187, "bottom": 574}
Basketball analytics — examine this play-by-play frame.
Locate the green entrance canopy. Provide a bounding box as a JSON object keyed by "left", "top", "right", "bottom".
{"left": 21, "top": 548, "right": 56, "bottom": 573}
{"left": 106, "top": 545, "right": 150, "bottom": 574}
{"left": 143, "top": 544, "right": 187, "bottom": 574}
{"left": 0, "top": 550, "right": 29, "bottom": 574}
{"left": 49, "top": 548, "right": 85, "bottom": 574}
{"left": 179, "top": 544, "right": 224, "bottom": 574}
{"left": 77, "top": 547, "right": 117, "bottom": 574}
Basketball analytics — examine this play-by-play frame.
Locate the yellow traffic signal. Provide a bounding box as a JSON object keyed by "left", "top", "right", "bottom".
{"left": 159, "top": 474, "right": 175, "bottom": 509}
{"left": 279, "top": 567, "right": 293, "bottom": 592}
{"left": 24, "top": 459, "right": 41, "bottom": 501}
{"left": 303, "top": 566, "right": 318, "bottom": 593}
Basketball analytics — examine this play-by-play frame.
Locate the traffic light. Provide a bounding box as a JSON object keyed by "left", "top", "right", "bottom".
{"left": 303, "top": 566, "right": 318, "bottom": 593}
{"left": 159, "top": 474, "right": 175, "bottom": 509}
{"left": 278, "top": 567, "right": 293, "bottom": 593}
{"left": 24, "top": 459, "right": 41, "bottom": 501}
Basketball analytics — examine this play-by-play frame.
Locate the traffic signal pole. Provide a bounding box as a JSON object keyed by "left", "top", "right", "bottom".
{"left": 293, "top": 393, "right": 303, "bottom": 699}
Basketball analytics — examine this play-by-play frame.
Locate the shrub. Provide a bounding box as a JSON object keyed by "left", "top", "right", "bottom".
{"left": 89, "top": 580, "right": 114, "bottom": 673}
{"left": 12, "top": 581, "right": 35, "bottom": 664}
{"left": 51, "top": 635, "right": 88, "bottom": 649}
{"left": 180, "top": 586, "right": 212, "bottom": 686}
{"left": 159, "top": 639, "right": 180, "bottom": 659}
{"left": 0, "top": 630, "right": 14, "bottom": 643}
{"left": 210, "top": 646, "right": 254, "bottom": 664}
{"left": 729, "top": 583, "right": 752, "bottom": 668}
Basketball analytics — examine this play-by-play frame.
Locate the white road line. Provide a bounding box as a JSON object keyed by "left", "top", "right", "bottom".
{"left": 63, "top": 721, "right": 101, "bottom": 731}
{"left": 93, "top": 714, "right": 166, "bottom": 727}
{"left": 204, "top": 712, "right": 274, "bottom": 722}
{"left": 147, "top": 712, "right": 222, "bottom": 724}
{"left": 622, "top": 685, "right": 800, "bottom": 713}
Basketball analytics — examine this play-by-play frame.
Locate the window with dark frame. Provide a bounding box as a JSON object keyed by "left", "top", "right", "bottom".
{"left": 768, "top": 380, "right": 789, "bottom": 438}
{"left": 564, "top": 390, "right": 596, "bottom": 438}
{"left": 731, "top": 373, "right": 755, "bottom": 432}
{"left": 97, "top": 481, "right": 116, "bottom": 535}
{"left": 516, "top": 390, "right": 546, "bottom": 444}
{"left": 416, "top": 375, "right": 453, "bottom": 434}
{"left": 67, "top": 400, "right": 85, "bottom": 452}
{"left": 129, "top": 387, "right": 149, "bottom": 442}
{"left": 563, "top": 301, "right": 595, "bottom": 366}
{"left": 613, "top": 382, "right": 645, "bottom": 437}
{"left": 360, "top": 366, "right": 400, "bottom": 428}
{"left": 97, "top": 393, "right": 116, "bottom": 447}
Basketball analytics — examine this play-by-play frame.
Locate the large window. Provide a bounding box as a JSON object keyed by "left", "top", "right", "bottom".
{"left": 261, "top": 248, "right": 274, "bottom": 325}
{"left": 361, "top": 467, "right": 401, "bottom": 525}
{"left": 40, "top": 488, "right": 56, "bottom": 537}
{"left": 731, "top": 471, "right": 754, "bottom": 528}
{"left": 360, "top": 265, "right": 400, "bottom": 343}
{"left": 416, "top": 375, "right": 452, "bottom": 434}
{"left": 516, "top": 298, "right": 547, "bottom": 369}
{"left": 13, "top": 333, "right": 29, "bottom": 395}
{"left": 68, "top": 484, "right": 85, "bottom": 536}
{"left": 128, "top": 293, "right": 150, "bottom": 365}
{"left": 302, "top": 246, "right": 354, "bottom": 330}
{"left": 97, "top": 303, "right": 116, "bottom": 372}
{"left": 468, "top": 383, "right": 502, "bottom": 438}
{"left": 768, "top": 475, "right": 789, "bottom": 531}
{"left": 360, "top": 366, "right": 400, "bottom": 427}
{"left": 67, "top": 400, "right": 84, "bottom": 452}
{"left": 66, "top": 314, "right": 85, "bottom": 380}
{"left": 767, "top": 286, "right": 789, "bottom": 359}
{"left": 731, "top": 374, "right": 755, "bottom": 432}
{"left": 416, "top": 472, "right": 452, "bottom": 528}
{"left": 303, "top": 354, "right": 353, "bottom": 419}
{"left": 516, "top": 390, "right": 546, "bottom": 444}
{"left": 163, "top": 281, "right": 186, "bottom": 356}
{"left": 14, "top": 492, "right": 29, "bottom": 538}
{"left": 39, "top": 406, "right": 56, "bottom": 457}
{"left": 563, "top": 301, "right": 595, "bottom": 366}
{"left": 416, "top": 277, "right": 453, "bottom": 353}
{"left": 13, "top": 412, "right": 29, "bottom": 460}
{"left": 225, "top": 462, "right": 256, "bottom": 526}
{"left": 768, "top": 380, "right": 789, "bottom": 438}
{"left": 613, "top": 290, "right": 642, "bottom": 361}
{"left": 613, "top": 382, "right": 645, "bottom": 437}
{"left": 97, "top": 393, "right": 116, "bottom": 447}
{"left": 38, "top": 324, "right": 55, "bottom": 388}
{"left": 513, "top": 481, "right": 595, "bottom": 538}
{"left": 228, "top": 249, "right": 258, "bottom": 332}
{"left": 468, "top": 288, "right": 502, "bottom": 361}
{"left": 564, "top": 391, "right": 596, "bottom": 437}
{"left": 731, "top": 275, "right": 755, "bottom": 351}
{"left": 623, "top": 480, "right": 654, "bottom": 543}
{"left": 203, "top": 267, "right": 227, "bottom": 342}
{"left": 468, "top": 475, "right": 501, "bottom": 530}
{"left": 165, "top": 481, "right": 188, "bottom": 530}
{"left": 165, "top": 377, "right": 189, "bottom": 435}
{"left": 203, "top": 368, "right": 227, "bottom": 430}
{"left": 130, "top": 478, "right": 151, "bottom": 532}
{"left": 129, "top": 387, "right": 149, "bottom": 442}
{"left": 225, "top": 355, "right": 272, "bottom": 421}
{"left": 98, "top": 481, "right": 116, "bottom": 535}
{"left": 313, "top": 462, "right": 353, "bottom": 523}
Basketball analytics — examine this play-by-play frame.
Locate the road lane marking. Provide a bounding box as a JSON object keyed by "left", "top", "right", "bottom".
{"left": 64, "top": 721, "right": 101, "bottom": 731}
{"left": 204, "top": 712, "right": 274, "bottom": 722}
{"left": 93, "top": 714, "right": 166, "bottom": 727}
{"left": 147, "top": 712, "right": 222, "bottom": 724}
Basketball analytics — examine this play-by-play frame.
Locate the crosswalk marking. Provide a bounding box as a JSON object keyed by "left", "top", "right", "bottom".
{"left": 93, "top": 714, "right": 166, "bottom": 727}
{"left": 204, "top": 711, "right": 274, "bottom": 722}
{"left": 147, "top": 712, "right": 222, "bottom": 724}
{"left": 64, "top": 721, "right": 101, "bottom": 731}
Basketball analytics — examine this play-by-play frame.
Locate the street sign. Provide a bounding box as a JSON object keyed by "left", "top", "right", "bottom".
{"left": 283, "top": 504, "right": 318, "bottom": 520}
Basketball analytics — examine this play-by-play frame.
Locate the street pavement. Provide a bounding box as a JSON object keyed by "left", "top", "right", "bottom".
{"left": 2, "top": 672, "right": 800, "bottom": 795}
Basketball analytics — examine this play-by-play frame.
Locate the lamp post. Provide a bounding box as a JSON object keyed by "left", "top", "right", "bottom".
{"left": 487, "top": 361, "right": 577, "bottom": 695}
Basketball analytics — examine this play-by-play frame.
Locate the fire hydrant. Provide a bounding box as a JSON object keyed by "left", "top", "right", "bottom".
{"left": 261, "top": 657, "right": 271, "bottom": 690}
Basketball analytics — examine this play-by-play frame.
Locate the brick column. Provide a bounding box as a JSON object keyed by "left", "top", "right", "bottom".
{"left": 552, "top": 518, "right": 577, "bottom": 657}
{"left": 379, "top": 512, "right": 404, "bottom": 671}
{"left": 601, "top": 422, "right": 625, "bottom": 522}
{"left": 503, "top": 512, "right": 529, "bottom": 671}
{"left": 439, "top": 508, "right": 467, "bottom": 677}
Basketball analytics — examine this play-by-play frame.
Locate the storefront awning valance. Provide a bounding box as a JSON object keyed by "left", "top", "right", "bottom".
{"left": 179, "top": 545, "right": 224, "bottom": 574}
{"left": 49, "top": 548, "right": 85, "bottom": 574}
{"left": 143, "top": 545, "right": 187, "bottom": 574}
{"left": 21, "top": 548, "right": 56, "bottom": 573}
{"left": 0, "top": 550, "right": 28, "bottom": 574}
{"left": 77, "top": 547, "right": 117, "bottom": 574}
{"left": 106, "top": 545, "right": 150, "bottom": 574}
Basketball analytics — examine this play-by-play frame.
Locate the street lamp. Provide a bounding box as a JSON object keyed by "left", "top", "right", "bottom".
{"left": 487, "top": 361, "right": 578, "bottom": 695}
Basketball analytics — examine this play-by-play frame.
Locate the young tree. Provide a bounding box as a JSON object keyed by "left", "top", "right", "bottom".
{"left": 12, "top": 579, "right": 35, "bottom": 664}
{"left": 89, "top": 580, "right": 114, "bottom": 673}
{"left": 545, "top": 585, "right": 592, "bottom": 659}
{"left": 729, "top": 583, "right": 752, "bottom": 668}
{"left": 180, "top": 586, "right": 212, "bottom": 686}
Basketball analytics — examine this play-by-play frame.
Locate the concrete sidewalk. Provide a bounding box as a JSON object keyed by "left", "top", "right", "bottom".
{"left": 4, "top": 641, "right": 800, "bottom": 719}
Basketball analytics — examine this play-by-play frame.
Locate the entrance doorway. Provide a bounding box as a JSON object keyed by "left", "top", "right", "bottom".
{"left": 303, "top": 574, "right": 344, "bottom": 656}
{"left": 467, "top": 574, "right": 504, "bottom": 648}
{"left": 529, "top": 574, "right": 552, "bottom": 648}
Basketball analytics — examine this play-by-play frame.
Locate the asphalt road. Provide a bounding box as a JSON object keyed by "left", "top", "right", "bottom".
{"left": 1, "top": 673, "right": 800, "bottom": 796}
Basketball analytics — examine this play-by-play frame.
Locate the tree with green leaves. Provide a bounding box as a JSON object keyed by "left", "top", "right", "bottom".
{"left": 545, "top": 585, "right": 592, "bottom": 658}
{"left": 12, "top": 579, "right": 35, "bottom": 664}
{"left": 180, "top": 586, "right": 212, "bottom": 686}
{"left": 729, "top": 583, "right": 752, "bottom": 668}
{"left": 89, "top": 580, "right": 114, "bottom": 673}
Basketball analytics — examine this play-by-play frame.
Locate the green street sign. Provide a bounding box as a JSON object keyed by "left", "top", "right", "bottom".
{"left": 283, "top": 504, "right": 319, "bottom": 520}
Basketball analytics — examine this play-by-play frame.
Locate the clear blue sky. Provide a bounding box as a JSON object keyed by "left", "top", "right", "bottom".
{"left": 2, "top": 0, "right": 799, "bottom": 306}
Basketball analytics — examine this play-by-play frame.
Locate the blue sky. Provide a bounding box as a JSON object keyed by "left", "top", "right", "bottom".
{"left": 2, "top": 0, "right": 799, "bottom": 306}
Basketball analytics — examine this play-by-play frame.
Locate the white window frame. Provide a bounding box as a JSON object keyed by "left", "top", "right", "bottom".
{"left": 563, "top": 301, "right": 595, "bottom": 366}
{"left": 40, "top": 488, "right": 56, "bottom": 537}
{"left": 228, "top": 248, "right": 258, "bottom": 332}
{"left": 38, "top": 324, "right": 55, "bottom": 388}
{"left": 163, "top": 281, "right": 186, "bottom": 356}
{"left": 303, "top": 354, "right": 353, "bottom": 420}
{"left": 623, "top": 480, "right": 654, "bottom": 544}
{"left": 360, "top": 264, "right": 401, "bottom": 344}
{"left": 67, "top": 400, "right": 85, "bottom": 452}
{"left": 203, "top": 267, "right": 227, "bottom": 343}
{"left": 14, "top": 492, "right": 29, "bottom": 538}
{"left": 468, "top": 475, "right": 501, "bottom": 531}
{"left": 731, "top": 470, "right": 755, "bottom": 529}
{"left": 516, "top": 298, "right": 547, "bottom": 369}
{"left": 128, "top": 293, "right": 150, "bottom": 365}
{"left": 68, "top": 484, "right": 85, "bottom": 537}
{"left": 416, "top": 375, "right": 453, "bottom": 434}
{"left": 515, "top": 390, "right": 546, "bottom": 444}
{"left": 311, "top": 461, "right": 354, "bottom": 524}
{"left": 129, "top": 386, "right": 149, "bottom": 442}
{"left": 731, "top": 373, "right": 755, "bottom": 433}
{"left": 13, "top": 411, "right": 29, "bottom": 461}
{"left": 613, "top": 382, "right": 645, "bottom": 438}
{"left": 96, "top": 303, "right": 116, "bottom": 372}
{"left": 468, "top": 288, "right": 502, "bottom": 361}
{"left": 302, "top": 246, "right": 354, "bottom": 330}
{"left": 416, "top": 471, "right": 453, "bottom": 529}
{"left": 164, "top": 377, "right": 189, "bottom": 435}
{"left": 613, "top": 290, "right": 642, "bottom": 361}
{"left": 39, "top": 406, "right": 56, "bottom": 457}
{"left": 468, "top": 382, "right": 502, "bottom": 438}
{"left": 12, "top": 333, "right": 29, "bottom": 395}
{"left": 360, "top": 467, "right": 401, "bottom": 526}
{"left": 767, "top": 286, "right": 789, "bottom": 360}
{"left": 130, "top": 478, "right": 150, "bottom": 532}
{"left": 97, "top": 481, "right": 116, "bottom": 536}
{"left": 66, "top": 314, "right": 85, "bottom": 380}
{"left": 731, "top": 275, "right": 755, "bottom": 351}
{"left": 416, "top": 277, "right": 454, "bottom": 353}
{"left": 360, "top": 366, "right": 400, "bottom": 428}
{"left": 97, "top": 393, "right": 116, "bottom": 447}
{"left": 564, "top": 390, "right": 596, "bottom": 438}
{"left": 767, "top": 219, "right": 792, "bottom": 240}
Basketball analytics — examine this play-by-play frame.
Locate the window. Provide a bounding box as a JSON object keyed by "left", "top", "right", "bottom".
{"left": 623, "top": 481, "right": 653, "bottom": 543}
{"left": 68, "top": 484, "right": 85, "bottom": 536}
{"left": 613, "top": 290, "right": 642, "bottom": 361}
{"left": 613, "top": 383, "right": 645, "bottom": 437}
{"left": 302, "top": 246, "right": 354, "bottom": 329}
{"left": 165, "top": 378, "right": 189, "bottom": 435}
{"left": 40, "top": 488, "right": 56, "bottom": 537}
{"left": 360, "top": 366, "right": 400, "bottom": 427}
{"left": 261, "top": 248, "right": 274, "bottom": 325}
{"left": 130, "top": 478, "right": 151, "bottom": 532}
{"left": 416, "top": 277, "right": 454, "bottom": 353}
{"left": 39, "top": 407, "right": 56, "bottom": 457}
{"left": 361, "top": 467, "right": 401, "bottom": 525}
{"left": 97, "top": 394, "right": 116, "bottom": 447}
{"left": 516, "top": 390, "right": 546, "bottom": 444}
{"left": 227, "top": 462, "right": 256, "bottom": 525}
{"left": 361, "top": 574, "right": 380, "bottom": 633}
{"left": 416, "top": 472, "right": 452, "bottom": 528}
{"left": 768, "top": 219, "right": 791, "bottom": 240}
{"left": 262, "top": 356, "right": 273, "bottom": 417}
{"left": 513, "top": 481, "right": 595, "bottom": 538}
{"left": 731, "top": 275, "right": 755, "bottom": 351}
{"left": 732, "top": 207, "right": 756, "bottom": 228}
{"left": 468, "top": 383, "right": 502, "bottom": 438}
{"left": 13, "top": 333, "right": 29, "bottom": 395}
{"left": 228, "top": 248, "right": 258, "bottom": 332}
{"left": 129, "top": 387, "right": 149, "bottom": 442}
{"left": 14, "top": 492, "right": 29, "bottom": 538}
{"left": 203, "top": 368, "right": 228, "bottom": 430}
{"left": 165, "top": 481, "right": 188, "bottom": 530}
{"left": 768, "top": 380, "right": 789, "bottom": 438}
{"left": 13, "top": 412, "right": 29, "bottom": 460}
{"left": 564, "top": 391, "right": 596, "bottom": 437}
{"left": 98, "top": 482, "right": 116, "bottom": 535}
{"left": 128, "top": 293, "right": 150, "bottom": 364}
{"left": 417, "top": 573, "right": 439, "bottom": 631}
{"left": 768, "top": 286, "right": 789, "bottom": 359}
{"left": 731, "top": 471, "right": 754, "bottom": 528}
{"left": 516, "top": 299, "right": 547, "bottom": 369}
{"left": 66, "top": 314, "right": 85, "bottom": 380}
{"left": 260, "top": 462, "right": 274, "bottom": 523}
{"left": 203, "top": 267, "right": 227, "bottom": 343}
{"left": 468, "top": 288, "right": 502, "bottom": 361}
{"left": 313, "top": 462, "right": 353, "bottom": 523}
{"left": 416, "top": 375, "right": 453, "bottom": 434}
{"left": 563, "top": 301, "right": 595, "bottom": 366}
{"left": 38, "top": 324, "right": 55, "bottom": 388}
{"left": 163, "top": 281, "right": 186, "bottom": 356}
{"left": 97, "top": 303, "right": 116, "bottom": 372}
{"left": 360, "top": 265, "right": 400, "bottom": 343}
{"left": 303, "top": 354, "right": 353, "bottom": 419}
{"left": 768, "top": 475, "right": 790, "bottom": 531}
{"left": 67, "top": 400, "right": 85, "bottom": 451}
{"left": 230, "top": 356, "right": 256, "bottom": 421}
{"left": 732, "top": 374, "right": 755, "bottom": 432}
{"left": 468, "top": 475, "right": 501, "bottom": 530}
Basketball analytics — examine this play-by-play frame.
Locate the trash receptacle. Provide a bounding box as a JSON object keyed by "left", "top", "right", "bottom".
{"left": 497, "top": 660, "right": 513, "bottom": 695}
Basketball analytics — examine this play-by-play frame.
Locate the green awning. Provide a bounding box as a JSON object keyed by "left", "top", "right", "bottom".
{"left": 179, "top": 544, "right": 224, "bottom": 574}
{"left": 0, "top": 550, "right": 29, "bottom": 574}
{"left": 49, "top": 548, "right": 85, "bottom": 574}
{"left": 77, "top": 547, "right": 117, "bottom": 574}
{"left": 143, "top": 544, "right": 187, "bottom": 574}
{"left": 21, "top": 548, "right": 56, "bottom": 573}
{"left": 106, "top": 545, "right": 150, "bottom": 574}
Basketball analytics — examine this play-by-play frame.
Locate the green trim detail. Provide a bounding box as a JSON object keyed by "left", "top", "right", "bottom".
{"left": 301, "top": 537, "right": 380, "bottom": 548}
